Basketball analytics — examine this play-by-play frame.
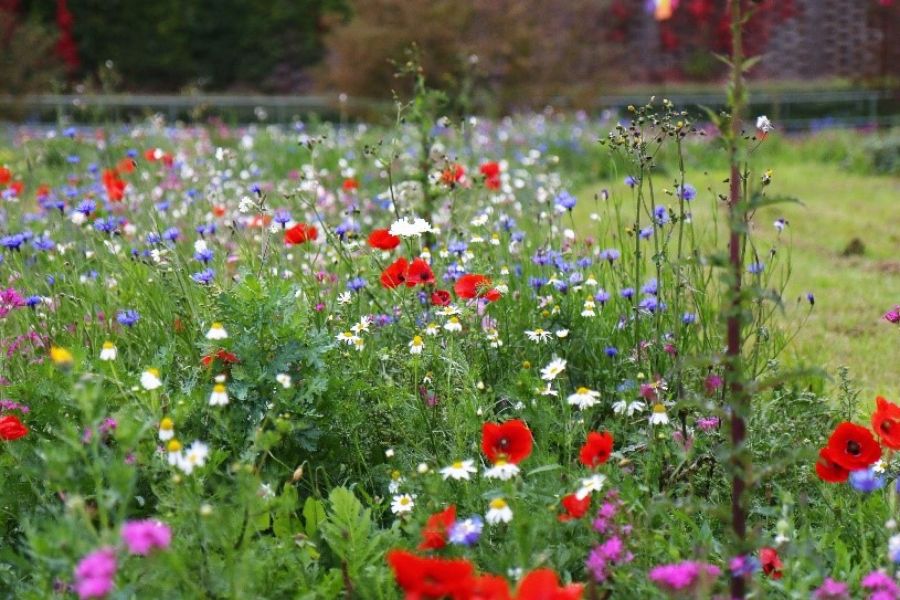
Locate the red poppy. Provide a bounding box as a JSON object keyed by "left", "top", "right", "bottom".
{"left": 102, "top": 169, "right": 126, "bottom": 201}
{"left": 578, "top": 432, "right": 613, "bottom": 468}
{"left": 872, "top": 396, "right": 900, "bottom": 450}
{"left": 814, "top": 447, "right": 849, "bottom": 483}
{"left": 516, "top": 569, "right": 583, "bottom": 600}
{"left": 418, "top": 505, "right": 456, "bottom": 551}
{"left": 454, "top": 274, "right": 501, "bottom": 301}
{"left": 144, "top": 148, "right": 161, "bottom": 161}
{"left": 380, "top": 258, "right": 409, "bottom": 288}
{"left": 470, "top": 574, "right": 511, "bottom": 600}
{"left": 284, "top": 223, "right": 318, "bottom": 245}
{"left": 9, "top": 181, "right": 23, "bottom": 196}
{"left": 406, "top": 259, "right": 435, "bottom": 287}
{"left": 0, "top": 415, "right": 29, "bottom": 441}
{"left": 431, "top": 289, "right": 451, "bottom": 306}
{"left": 36, "top": 184, "right": 51, "bottom": 199}
{"left": 116, "top": 157, "right": 136, "bottom": 173}
{"left": 368, "top": 228, "right": 401, "bottom": 250}
{"left": 441, "top": 164, "right": 466, "bottom": 186}
{"left": 342, "top": 177, "right": 358, "bottom": 191}
{"left": 482, "top": 420, "right": 533, "bottom": 464}
{"left": 824, "top": 422, "right": 881, "bottom": 471}
{"left": 201, "top": 349, "right": 240, "bottom": 367}
{"left": 0, "top": 166, "right": 10, "bottom": 185}
{"left": 386, "top": 550, "right": 474, "bottom": 599}
{"left": 760, "top": 547, "right": 783, "bottom": 580}
{"left": 558, "top": 493, "right": 591, "bottom": 522}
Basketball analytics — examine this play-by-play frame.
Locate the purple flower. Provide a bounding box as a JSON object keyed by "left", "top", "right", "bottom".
{"left": 696, "top": 416, "right": 720, "bottom": 432}
{"left": 676, "top": 184, "right": 697, "bottom": 201}
{"left": 862, "top": 570, "right": 899, "bottom": 597}
{"left": 849, "top": 468, "right": 885, "bottom": 493}
{"left": 624, "top": 176, "right": 638, "bottom": 188}
{"left": 74, "top": 547, "right": 117, "bottom": 599}
{"left": 116, "top": 310, "right": 140, "bottom": 327}
{"left": 648, "top": 561, "right": 721, "bottom": 594}
{"left": 192, "top": 269, "right": 215, "bottom": 285}
{"left": 448, "top": 515, "right": 483, "bottom": 546}
{"left": 729, "top": 554, "right": 760, "bottom": 576}
{"left": 884, "top": 306, "right": 900, "bottom": 324}
{"left": 748, "top": 262, "right": 765, "bottom": 274}
{"left": 813, "top": 577, "right": 850, "bottom": 599}
{"left": 121, "top": 519, "right": 172, "bottom": 555}
{"left": 599, "top": 249, "right": 620, "bottom": 263}
{"left": 555, "top": 191, "right": 577, "bottom": 211}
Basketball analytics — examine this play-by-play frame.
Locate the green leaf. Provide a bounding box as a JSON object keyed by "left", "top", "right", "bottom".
{"left": 526, "top": 463, "right": 562, "bottom": 477}
{"left": 303, "top": 496, "right": 327, "bottom": 538}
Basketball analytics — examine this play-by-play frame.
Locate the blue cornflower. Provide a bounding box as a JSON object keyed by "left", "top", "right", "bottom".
{"left": 594, "top": 289, "right": 610, "bottom": 304}
{"left": 162, "top": 227, "right": 180, "bottom": 242}
{"left": 75, "top": 199, "right": 96, "bottom": 215}
{"left": 448, "top": 240, "right": 468, "bottom": 255}
{"left": 146, "top": 233, "right": 162, "bottom": 245}
{"left": 642, "top": 278, "right": 658, "bottom": 295}
{"left": 621, "top": 287, "right": 635, "bottom": 300}
{"left": 531, "top": 251, "right": 552, "bottom": 266}
{"left": 568, "top": 272, "right": 583, "bottom": 285}
{"left": 1, "top": 234, "right": 26, "bottom": 250}
{"left": 66, "top": 155, "right": 80, "bottom": 164}
{"left": 599, "top": 248, "right": 620, "bottom": 263}
{"left": 676, "top": 184, "right": 697, "bottom": 201}
{"left": 849, "top": 468, "right": 884, "bottom": 493}
{"left": 653, "top": 205, "right": 669, "bottom": 225}
{"left": 576, "top": 257, "right": 593, "bottom": 269}
{"left": 511, "top": 231, "right": 525, "bottom": 243}
{"left": 605, "top": 346, "right": 618, "bottom": 357}
{"left": 273, "top": 210, "right": 292, "bottom": 226}
{"left": 638, "top": 296, "right": 659, "bottom": 312}
{"left": 32, "top": 237, "right": 55, "bottom": 251}
{"left": 64, "top": 127, "right": 77, "bottom": 138}
{"left": 748, "top": 262, "right": 765, "bottom": 274}
{"left": 806, "top": 292, "right": 815, "bottom": 306}
{"left": 553, "top": 280, "right": 569, "bottom": 294}
{"left": 529, "top": 277, "right": 547, "bottom": 292}
{"left": 117, "top": 310, "right": 140, "bottom": 327}
{"left": 196, "top": 223, "right": 217, "bottom": 237}
{"left": 624, "top": 176, "right": 638, "bottom": 188}
{"left": 192, "top": 269, "right": 215, "bottom": 285}
{"left": 93, "top": 217, "right": 118, "bottom": 234}
{"left": 682, "top": 312, "right": 698, "bottom": 325}
{"left": 194, "top": 248, "right": 215, "bottom": 264}
{"left": 555, "top": 191, "right": 577, "bottom": 211}
{"left": 499, "top": 215, "right": 516, "bottom": 231}
{"left": 156, "top": 200, "right": 170, "bottom": 212}
{"left": 639, "top": 226, "right": 654, "bottom": 239}
{"left": 347, "top": 277, "right": 367, "bottom": 292}
{"left": 448, "top": 515, "right": 484, "bottom": 546}
{"left": 25, "top": 295, "right": 42, "bottom": 308}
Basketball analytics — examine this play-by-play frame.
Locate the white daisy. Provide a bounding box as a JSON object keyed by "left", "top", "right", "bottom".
{"left": 540, "top": 357, "right": 567, "bottom": 381}
{"left": 205, "top": 322, "right": 228, "bottom": 340}
{"left": 141, "top": 368, "right": 162, "bottom": 391}
{"left": 612, "top": 399, "right": 645, "bottom": 416}
{"left": 337, "top": 291, "right": 352, "bottom": 305}
{"left": 209, "top": 383, "right": 229, "bottom": 406}
{"left": 409, "top": 335, "right": 425, "bottom": 355}
{"left": 99, "top": 341, "right": 117, "bottom": 361}
{"left": 390, "top": 494, "right": 416, "bottom": 515}
{"left": 177, "top": 441, "right": 210, "bottom": 474}
{"left": 486, "top": 498, "right": 513, "bottom": 525}
{"left": 425, "top": 322, "right": 440, "bottom": 336}
{"left": 567, "top": 387, "right": 601, "bottom": 410}
{"left": 649, "top": 403, "right": 669, "bottom": 425}
{"left": 389, "top": 217, "right": 433, "bottom": 238}
{"left": 484, "top": 460, "right": 520, "bottom": 480}
{"left": 440, "top": 459, "right": 477, "bottom": 481}
{"left": 756, "top": 115, "right": 774, "bottom": 133}
{"left": 276, "top": 373, "right": 292, "bottom": 389}
{"left": 555, "top": 329, "right": 569, "bottom": 338}
{"left": 581, "top": 300, "right": 596, "bottom": 317}
{"left": 158, "top": 417, "right": 175, "bottom": 442}
{"left": 525, "top": 328, "right": 552, "bottom": 343}
{"left": 576, "top": 474, "right": 607, "bottom": 500}
{"left": 444, "top": 317, "right": 463, "bottom": 332}
{"left": 336, "top": 331, "right": 355, "bottom": 345}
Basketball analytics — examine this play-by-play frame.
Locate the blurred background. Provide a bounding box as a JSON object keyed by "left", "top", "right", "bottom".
{"left": 1, "top": 0, "right": 898, "bottom": 125}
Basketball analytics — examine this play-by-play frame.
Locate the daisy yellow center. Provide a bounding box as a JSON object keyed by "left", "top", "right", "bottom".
{"left": 399, "top": 497, "right": 411, "bottom": 505}
{"left": 490, "top": 498, "right": 507, "bottom": 510}
{"left": 147, "top": 368, "right": 160, "bottom": 377}
{"left": 213, "top": 384, "right": 226, "bottom": 393}
{"left": 167, "top": 440, "right": 182, "bottom": 452}
{"left": 391, "top": 470, "right": 401, "bottom": 480}
{"left": 160, "top": 417, "right": 174, "bottom": 430}
{"left": 449, "top": 317, "right": 459, "bottom": 324}
{"left": 452, "top": 461, "right": 464, "bottom": 469}
{"left": 102, "top": 341, "right": 115, "bottom": 349}
{"left": 533, "top": 328, "right": 545, "bottom": 334}
{"left": 412, "top": 335, "right": 423, "bottom": 345}
{"left": 577, "top": 387, "right": 590, "bottom": 395}
{"left": 494, "top": 459, "right": 508, "bottom": 467}
{"left": 652, "top": 403, "right": 666, "bottom": 413}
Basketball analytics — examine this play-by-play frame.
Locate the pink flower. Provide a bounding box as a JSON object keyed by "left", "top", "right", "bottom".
{"left": 884, "top": 306, "right": 900, "bottom": 324}
{"left": 813, "top": 577, "right": 850, "bottom": 600}
{"left": 121, "top": 519, "right": 172, "bottom": 555}
{"left": 74, "top": 547, "right": 117, "bottom": 599}
{"left": 648, "top": 561, "right": 721, "bottom": 594}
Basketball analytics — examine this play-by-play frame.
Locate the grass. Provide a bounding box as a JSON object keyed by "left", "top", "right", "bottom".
{"left": 575, "top": 161, "right": 900, "bottom": 402}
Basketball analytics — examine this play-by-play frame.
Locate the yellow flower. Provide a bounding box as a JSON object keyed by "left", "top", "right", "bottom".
{"left": 50, "top": 346, "right": 74, "bottom": 366}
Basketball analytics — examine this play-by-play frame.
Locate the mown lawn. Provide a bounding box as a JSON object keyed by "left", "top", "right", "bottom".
{"left": 575, "top": 162, "right": 900, "bottom": 403}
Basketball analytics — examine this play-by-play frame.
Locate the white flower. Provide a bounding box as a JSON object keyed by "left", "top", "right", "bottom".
{"left": 177, "top": 441, "right": 210, "bottom": 474}
{"left": 756, "top": 115, "right": 774, "bottom": 133}
{"left": 336, "top": 331, "right": 356, "bottom": 345}
{"left": 555, "top": 329, "right": 569, "bottom": 338}
{"left": 649, "top": 403, "right": 669, "bottom": 425}
{"left": 440, "top": 459, "right": 477, "bottom": 481}
{"left": 485, "top": 328, "right": 503, "bottom": 348}
{"left": 612, "top": 400, "right": 645, "bottom": 416}
{"left": 209, "top": 383, "right": 229, "bottom": 406}
{"left": 486, "top": 498, "right": 513, "bottom": 525}
{"left": 417, "top": 462, "right": 429, "bottom": 474}
{"left": 773, "top": 218, "right": 787, "bottom": 232}
{"left": 158, "top": 417, "right": 175, "bottom": 442}
{"left": 166, "top": 440, "right": 183, "bottom": 465}
{"left": 540, "top": 357, "right": 567, "bottom": 381}
{"left": 351, "top": 336, "right": 365, "bottom": 352}
{"left": 99, "top": 341, "right": 117, "bottom": 361}
{"left": 276, "top": 373, "right": 292, "bottom": 389}
{"left": 205, "top": 322, "right": 228, "bottom": 340}
{"left": 259, "top": 483, "right": 276, "bottom": 500}
{"left": 537, "top": 384, "right": 559, "bottom": 397}
{"left": 581, "top": 300, "right": 596, "bottom": 317}
{"left": 425, "top": 322, "right": 440, "bottom": 336}
{"left": 409, "top": 335, "right": 425, "bottom": 355}
{"left": 525, "top": 328, "right": 551, "bottom": 343}
{"left": 873, "top": 459, "right": 887, "bottom": 474}
{"left": 576, "top": 474, "right": 607, "bottom": 500}
{"left": 567, "top": 387, "right": 601, "bottom": 410}
{"left": 443, "top": 317, "right": 463, "bottom": 332}
{"left": 484, "top": 460, "right": 520, "bottom": 480}
{"left": 890, "top": 534, "right": 900, "bottom": 563}
{"left": 388, "top": 471, "right": 404, "bottom": 494}
{"left": 141, "top": 368, "right": 163, "bottom": 390}
{"left": 391, "top": 494, "right": 416, "bottom": 515}
{"left": 337, "top": 291, "right": 352, "bottom": 305}
{"left": 389, "top": 217, "right": 433, "bottom": 238}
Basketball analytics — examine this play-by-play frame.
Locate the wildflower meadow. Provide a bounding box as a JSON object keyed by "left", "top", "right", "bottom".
{"left": 1, "top": 3, "right": 900, "bottom": 600}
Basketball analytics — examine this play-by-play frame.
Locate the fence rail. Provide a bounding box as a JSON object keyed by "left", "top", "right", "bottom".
{"left": 1, "top": 90, "right": 898, "bottom": 128}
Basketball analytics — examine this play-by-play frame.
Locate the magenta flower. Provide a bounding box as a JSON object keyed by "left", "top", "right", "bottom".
{"left": 862, "top": 570, "right": 899, "bottom": 598}
{"left": 884, "top": 306, "right": 900, "bottom": 324}
{"left": 73, "top": 547, "right": 117, "bottom": 599}
{"left": 121, "top": 519, "right": 172, "bottom": 555}
{"left": 648, "top": 561, "right": 721, "bottom": 594}
{"left": 812, "top": 577, "right": 850, "bottom": 599}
